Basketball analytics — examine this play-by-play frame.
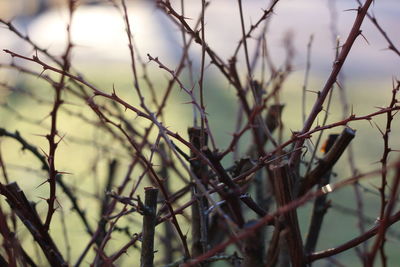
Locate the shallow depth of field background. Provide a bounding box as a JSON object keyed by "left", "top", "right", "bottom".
{"left": 0, "top": 0, "right": 400, "bottom": 266}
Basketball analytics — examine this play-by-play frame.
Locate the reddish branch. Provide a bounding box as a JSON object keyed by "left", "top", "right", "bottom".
{"left": 157, "top": 1, "right": 230, "bottom": 81}
{"left": 158, "top": 0, "right": 268, "bottom": 153}
{"left": 43, "top": 1, "right": 76, "bottom": 231}
{"left": 2, "top": 50, "right": 217, "bottom": 168}
{"left": 0, "top": 19, "right": 64, "bottom": 67}
{"left": 356, "top": 0, "right": 400, "bottom": 57}
{"left": 0, "top": 182, "right": 66, "bottom": 266}
{"left": 367, "top": 160, "right": 400, "bottom": 265}
{"left": 233, "top": 0, "right": 280, "bottom": 57}
{"left": 308, "top": 209, "right": 400, "bottom": 263}
{"left": 370, "top": 81, "right": 399, "bottom": 265}
{"left": 290, "top": 0, "right": 374, "bottom": 166}
{"left": 231, "top": 105, "right": 400, "bottom": 184}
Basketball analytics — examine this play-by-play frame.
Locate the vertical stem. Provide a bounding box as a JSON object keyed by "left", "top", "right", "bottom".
{"left": 243, "top": 220, "right": 264, "bottom": 267}
{"left": 367, "top": 165, "right": 400, "bottom": 266}
{"left": 304, "top": 134, "right": 338, "bottom": 253}
{"left": 140, "top": 187, "right": 159, "bottom": 267}
{"left": 96, "top": 159, "right": 118, "bottom": 253}
{"left": 44, "top": 0, "right": 76, "bottom": 231}
{"left": 199, "top": 0, "right": 206, "bottom": 138}
{"left": 269, "top": 161, "right": 305, "bottom": 267}
{"left": 159, "top": 144, "right": 175, "bottom": 263}
{"left": 302, "top": 35, "right": 313, "bottom": 125}
{"left": 188, "top": 127, "right": 209, "bottom": 260}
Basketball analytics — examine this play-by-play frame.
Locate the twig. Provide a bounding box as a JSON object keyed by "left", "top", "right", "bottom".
{"left": 367, "top": 154, "right": 400, "bottom": 265}
{"left": 373, "top": 82, "right": 399, "bottom": 265}
{"left": 302, "top": 35, "right": 314, "bottom": 125}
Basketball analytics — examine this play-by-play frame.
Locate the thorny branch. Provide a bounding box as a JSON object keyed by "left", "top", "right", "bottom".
{"left": 0, "top": 0, "right": 399, "bottom": 266}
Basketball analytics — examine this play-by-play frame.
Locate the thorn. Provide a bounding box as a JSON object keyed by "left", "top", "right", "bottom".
{"left": 56, "top": 134, "right": 67, "bottom": 145}
{"left": 335, "top": 80, "right": 344, "bottom": 90}
{"left": 55, "top": 198, "right": 63, "bottom": 209}
{"left": 38, "top": 68, "right": 46, "bottom": 78}
{"left": 37, "top": 196, "right": 48, "bottom": 202}
{"left": 359, "top": 32, "right": 370, "bottom": 45}
{"left": 373, "top": 121, "right": 384, "bottom": 135}
{"left": 36, "top": 179, "right": 50, "bottom": 189}
{"left": 57, "top": 171, "right": 73, "bottom": 175}
{"left": 39, "top": 147, "right": 49, "bottom": 158}
{"left": 343, "top": 8, "right": 358, "bottom": 12}
{"left": 367, "top": 119, "right": 374, "bottom": 128}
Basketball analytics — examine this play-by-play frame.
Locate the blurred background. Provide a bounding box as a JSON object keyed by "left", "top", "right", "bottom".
{"left": 0, "top": 0, "right": 400, "bottom": 266}
{"left": 0, "top": 0, "right": 399, "bottom": 74}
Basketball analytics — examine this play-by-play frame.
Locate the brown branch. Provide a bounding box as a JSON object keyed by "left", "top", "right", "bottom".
{"left": 0, "top": 182, "right": 66, "bottom": 266}
{"left": 299, "top": 127, "right": 356, "bottom": 196}
{"left": 367, "top": 160, "right": 400, "bottom": 265}
{"left": 157, "top": 1, "right": 230, "bottom": 81}
{"left": 308, "top": 209, "right": 400, "bottom": 263}
{"left": 290, "top": 0, "right": 374, "bottom": 166}
{"left": 34, "top": 0, "right": 75, "bottom": 230}
{"left": 231, "top": 105, "right": 399, "bottom": 186}
{"left": 233, "top": 0, "right": 280, "bottom": 57}
{"left": 356, "top": 0, "right": 400, "bottom": 57}
{"left": 87, "top": 105, "right": 192, "bottom": 261}
{"left": 203, "top": 149, "right": 244, "bottom": 227}
{"left": 185, "top": 160, "right": 400, "bottom": 266}
{"left": 188, "top": 127, "right": 209, "bottom": 259}
{"left": 269, "top": 161, "right": 305, "bottom": 267}
{"left": 304, "top": 134, "right": 338, "bottom": 254}
{"left": 0, "top": 128, "right": 93, "bottom": 236}
{"left": 237, "top": 0, "right": 278, "bottom": 149}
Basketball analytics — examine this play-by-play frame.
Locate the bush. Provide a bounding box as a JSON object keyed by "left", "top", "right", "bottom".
{"left": 0, "top": 0, "right": 399, "bottom": 266}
